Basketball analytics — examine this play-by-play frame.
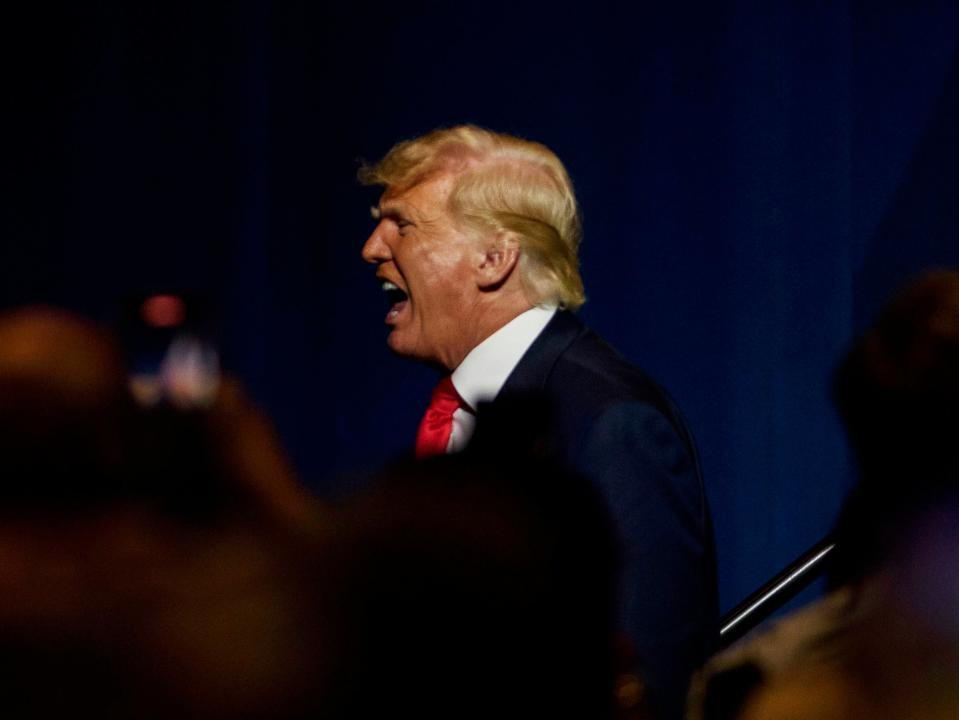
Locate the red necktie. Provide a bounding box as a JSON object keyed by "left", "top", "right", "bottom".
{"left": 415, "top": 376, "right": 465, "bottom": 458}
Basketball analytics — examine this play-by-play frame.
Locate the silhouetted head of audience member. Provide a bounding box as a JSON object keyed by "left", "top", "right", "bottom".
{"left": 0, "top": 306, "right": 134, "bottom": 510}
{"left": 835, "top": 269, "right": 959, "bottom": 476}
{"left": 324, "top": 415, "right": 622, "bottom": 720}
{"left": 831, "top": 269, "right": 959, "bottom": 584}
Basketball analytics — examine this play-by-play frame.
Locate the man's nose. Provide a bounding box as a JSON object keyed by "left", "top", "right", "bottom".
{"left": 361, "top": 226, "right": 391, "bottom": 264}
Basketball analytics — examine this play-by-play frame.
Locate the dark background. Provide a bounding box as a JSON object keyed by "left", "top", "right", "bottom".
{"left": 3, "top": 0, "right": 959, "bottom": 614}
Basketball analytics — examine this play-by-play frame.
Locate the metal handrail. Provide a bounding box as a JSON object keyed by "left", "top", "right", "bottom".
{"left": 718, "top": 535, "right": 836, "bottom": 648}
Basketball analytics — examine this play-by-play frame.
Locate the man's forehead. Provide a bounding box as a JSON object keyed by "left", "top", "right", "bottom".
{"left": 378, "top": 173, "right": 456, "bottom": 214}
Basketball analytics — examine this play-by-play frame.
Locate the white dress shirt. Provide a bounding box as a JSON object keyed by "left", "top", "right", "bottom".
{"left": 446, "top": 304, "right": 557, "bottom": 453}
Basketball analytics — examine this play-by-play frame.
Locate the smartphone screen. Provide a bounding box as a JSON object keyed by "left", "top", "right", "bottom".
{"left": 121, "top": 293, "right": 219, "bottom": 410}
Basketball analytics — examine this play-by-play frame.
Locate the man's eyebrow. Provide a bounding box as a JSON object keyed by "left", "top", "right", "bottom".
{"left": 374, "top": 201, "right": 413, "bottom": 221}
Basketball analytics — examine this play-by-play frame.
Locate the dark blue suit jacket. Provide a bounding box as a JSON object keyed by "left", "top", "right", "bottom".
{"left": 496, "top": 310, "right": 717, "bottom": 720}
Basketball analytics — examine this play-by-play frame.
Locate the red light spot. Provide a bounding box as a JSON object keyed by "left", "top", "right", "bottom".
{"left": 141, "top": 295, "right": 186, "bottom": 328}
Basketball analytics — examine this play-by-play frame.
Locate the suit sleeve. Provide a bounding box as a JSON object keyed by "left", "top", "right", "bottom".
{"left": 578, "top": 401, "right": 716, "bottom": 720}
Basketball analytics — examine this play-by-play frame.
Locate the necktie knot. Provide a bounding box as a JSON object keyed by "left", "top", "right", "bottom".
{"left": 415, "top": 376, "right": 465, "bottom": 458}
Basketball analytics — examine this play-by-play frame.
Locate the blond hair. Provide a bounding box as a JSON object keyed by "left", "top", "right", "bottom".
{"left": 359, "top": 125, "right": 585, "bottom": 310}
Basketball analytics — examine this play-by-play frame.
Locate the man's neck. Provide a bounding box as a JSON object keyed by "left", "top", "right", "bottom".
{"left": 447, "top": 298, "right": 534, "bottom": 371}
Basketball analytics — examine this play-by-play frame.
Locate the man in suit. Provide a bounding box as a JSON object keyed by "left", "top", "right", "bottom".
{"left": 360, "top": 125, "right": 716, "bottom": 720}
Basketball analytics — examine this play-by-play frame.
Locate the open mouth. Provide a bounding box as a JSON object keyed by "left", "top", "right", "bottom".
{"left": 382, "top": 280, "right": 409, "bottom": 321}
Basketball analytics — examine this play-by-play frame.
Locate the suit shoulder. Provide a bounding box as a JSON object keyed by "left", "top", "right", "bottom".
{"left": 544, "top": 326, "right": 700, "bottom": 461}
{"left": 548, "top": 327, "right": 673, "bottom": 413}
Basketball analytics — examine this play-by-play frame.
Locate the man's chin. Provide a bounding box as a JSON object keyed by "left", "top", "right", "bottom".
{"left": 386, "top": 329, "right": 416, "bottom": 359}
{"left": 386, "top": 330, "right": 440, "bottom": 367}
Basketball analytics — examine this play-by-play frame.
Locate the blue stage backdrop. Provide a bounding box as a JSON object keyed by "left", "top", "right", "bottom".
{"left": 3, "top": 1, "right": 959, "bottom": 614}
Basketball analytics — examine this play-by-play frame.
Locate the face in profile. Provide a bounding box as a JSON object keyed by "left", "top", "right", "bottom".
{"left": 361, "top": 173, "right": 485, "bottom": 370}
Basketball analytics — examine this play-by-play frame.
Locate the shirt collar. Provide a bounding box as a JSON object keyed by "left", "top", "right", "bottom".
{"left": 451, "top": 305, "right": 557, "bottom": 412}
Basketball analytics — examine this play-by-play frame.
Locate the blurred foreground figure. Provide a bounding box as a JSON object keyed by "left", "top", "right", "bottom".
{"left": 0, "top": 306, "right": 131, "bottom": 506}
{"left": 691, "top": 270, "right": 959, "bottom": 720}
{"left": 360, "top": 125, "right": 716, "bottom": 720}
{"left": 0, "top": 307, "right": 329, "bottom": 718}
{"left": 322, "top": 410, "right": 634, "bottom": 720}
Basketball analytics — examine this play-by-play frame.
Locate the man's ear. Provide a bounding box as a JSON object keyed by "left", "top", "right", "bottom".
{"left": 476, "top": 234, "right": 520, "bottom": 291}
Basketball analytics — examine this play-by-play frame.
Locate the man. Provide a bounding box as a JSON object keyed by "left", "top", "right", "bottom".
{"left": 360, "top": 125, "right": 716, "bottom": 719}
